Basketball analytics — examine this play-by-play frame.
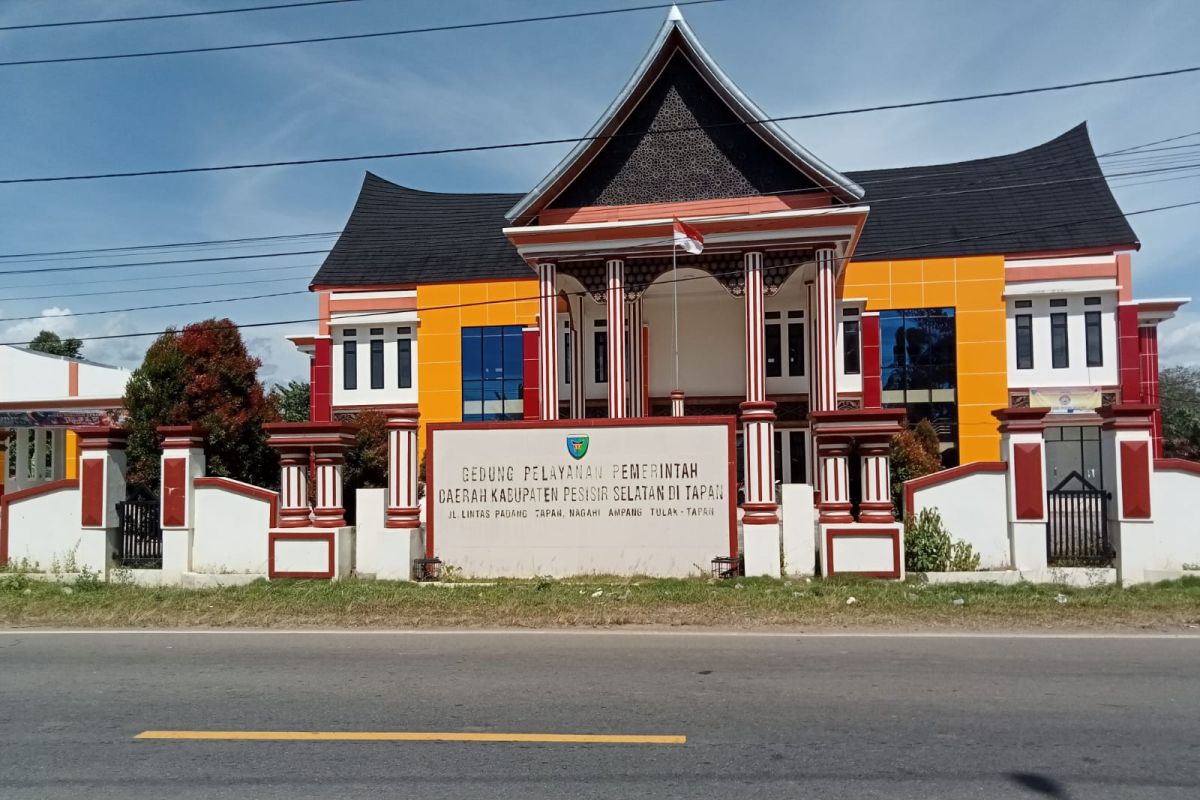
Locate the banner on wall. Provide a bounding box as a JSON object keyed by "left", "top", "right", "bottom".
{"left": 0, "top": 411, "right": 117, "bottom": 428}
{"left": 1029, "top": 387, "right": 1102, "bottom": 414}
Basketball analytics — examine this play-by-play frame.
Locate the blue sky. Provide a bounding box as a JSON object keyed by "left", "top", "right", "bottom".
{"left": 1, "top": 0, "right": 1198, "bottom": 385}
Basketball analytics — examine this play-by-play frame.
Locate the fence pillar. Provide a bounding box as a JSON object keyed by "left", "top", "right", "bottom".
{"left": 385, "top": 410, "right": 420, "bottom": 529}
{"left": 313, "top": 430, "right": 354, "bottom": 528}
{"left": 993, "top": 407, "right": 1050, "bottom": 572}
{"left": 75, "top": 427, "right": 129, "bottom": 575}
{"left": 159, "top": 426, "right": 206, "bottom": 577}
{"left": 0, "top": 428, "right": 8, "bottom": 498}
{"left": 1097, "top": 404, "right": 1157, "bottom": 585}
{"left": 857, "top": 436, "right": 895, "bottom": 523}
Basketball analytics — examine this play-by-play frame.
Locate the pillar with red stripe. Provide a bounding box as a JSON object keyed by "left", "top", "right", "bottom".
{"left": 312, "top": 429, "right": 354, "bottom": 528}
{"left": 740, "top": 251, "right": 779, "bottom": 525}
{"left": 606, "top": 259, "right": 627, "bottom": 419}
{"left": 813, "top": 247, "right": 839, "bottom": 412}
{"left": 626, "top": 298, "right": 645, "bottom": 417}
{"left": 1138, "top": 325, "right": 1163, "bottom": 458}
{"left": 385, "top": 409, "right": 420, "bottom": 529}
{"left": 536, "top": 262, "right": 559, "bottom": 421}
{"left": 857, "top": 437, "right": 894, "bottom": 523}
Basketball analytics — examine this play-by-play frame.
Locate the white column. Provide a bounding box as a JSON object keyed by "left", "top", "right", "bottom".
{"left": 385, "top": 410, "right": 420, "bottom": 529}
{"left": 606, "top": 259, "right": 627, "bottom": 418}
{"left": 858, "top": 438, "right": 894, "bottom": 523}
{"left": 995, "top": 408, "right": 1049, "bottom": 572}
{"left": 813, "top": 247, "right": 838, "bottom": 412}
{"left": 312, "top": 452, "right": 346, "bottom": 528}
{"left": 14, "top": 429, "right": 30, "bottom": 490}
{"left": 815, "top": 436, "right": 853, "bottom": 523}
{"left": 277, "top": 450, "right": 311, "bottom": 528}
{"left": 569, "top": 326, "right": 584, "bottom": 419}
{"left": 626, "top": 298, "right": 644, "bottom": 417}
{"left": 159, "top": 426, "right": 206, "bottom": 578}
{"left": 32, "top": 429, "right": 46, "bottom": 482}
{"left": 671, "top": 390, "right": 685, "bottom": 418}
{"left": 537, "top": 262, "right": 559, "bottom": 420}
{"left": 741, "top": 251, "right": 780, "bottom": 576}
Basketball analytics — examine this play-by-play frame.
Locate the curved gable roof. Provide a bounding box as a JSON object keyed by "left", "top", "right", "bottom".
{"left": 847, "top": 123, "right": 1138, "bottom": 260}
{"left": 311, "top": 173, "right": 527, "bottom": 288}
{"left": 505, "top": 6, "right": 862, "bottom": 224}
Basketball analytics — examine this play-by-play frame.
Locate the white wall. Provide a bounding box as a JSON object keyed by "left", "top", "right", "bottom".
{"left": 908, "top": 470, "right": 1011, "bottom": 569}
{"left": 1145, "top": 468, "right": 1200, "bottom": 570}
{"left": 1006, "top": 283, "right": 1119, "bottom": 390}
{"left": 0, "top": 347, "right": 128, "bottom": 403}
{"left": 330, "top": 314, "right": 419, "bottom": 409}
{"left": 192, "top": 481, "right": 275, "bottom": 573}
{"left": 4, "top": 484, "right": 106, "bottom": 572}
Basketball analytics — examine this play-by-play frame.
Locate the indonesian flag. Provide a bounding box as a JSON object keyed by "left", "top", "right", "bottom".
{"left": 672, "top": 218, "right": 704, "bottom": 255}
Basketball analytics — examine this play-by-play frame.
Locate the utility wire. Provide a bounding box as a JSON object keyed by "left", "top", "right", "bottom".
{"left": 4, "top": 159, "right": 1199, "bottom": 281}
{"left": 3, "top": 197, "right": 1195, "bottom": 348}
{"left": 0, "top": 291, "right": 308, "bottom": 324}
{"left": 3, "top": 64, "right": 1197, "bottom": 185}
{"left": 0, "top": 250, "right": 327, "bottom": 277}
{"left": 4, "top": 272, "right": 315, "bottom": 302}
{"left": 0, "top": 263, "right": 318, "bottom": 292}
{"left": 1, "top": 123, "right": 1195, "bottom": 265}
{"left": 0, "top": 0, "right": 729, "bottom": 67}
{"left": 0, "top": 0, "right": 366, "bottom": 31}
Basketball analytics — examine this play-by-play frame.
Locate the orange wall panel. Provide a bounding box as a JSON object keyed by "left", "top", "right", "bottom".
{"left": 845, "top": 256, "right": 1008, "bottom": 464}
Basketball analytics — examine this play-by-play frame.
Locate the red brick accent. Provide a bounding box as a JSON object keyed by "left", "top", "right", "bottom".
{"left": 311, "top": 337, "right": 333, "bottom": 423}
{"left": 522, "top": 328, "right": 540, "bottom": 421}
{"left": 80, "top": 458, "right": 105, "bottom": 527}
{"left": 861, "top": 314, "right": 881, "bottom": 408}
{"left": 161, "top": 457, "right": 188, "bottom": 527}
{"left": 1120, "top": 440, "right": 1152, "bottom": 519}
{"left": 1118, "top": 305, "right": 1141, "bottom": 403}
{"left": 1012, "top": 443, "right": 1044, "bottom": 520}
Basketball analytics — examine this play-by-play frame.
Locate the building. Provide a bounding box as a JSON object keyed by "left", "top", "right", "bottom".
{"left": 0, "top": 346, "right": 129, "bottom": 493}
{"left": 290, "top": 6, "right": 1183, "bottom": 508}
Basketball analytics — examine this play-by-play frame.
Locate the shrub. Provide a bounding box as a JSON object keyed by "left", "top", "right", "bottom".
{"left": 890, "top": 419, "right": 943, "bottom": 516}
{"left": 904, "top": 507, "right": 982, "bottom": 573}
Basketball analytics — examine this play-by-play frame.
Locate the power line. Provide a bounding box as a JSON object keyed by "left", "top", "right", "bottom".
{"left": 0, "top": 291, "right": 308, "bottom": 324}
{"left": 4, "top": 271, "right": 315, "bottom": 302}
{"left": 4, "top": 64, "right": 1198, "bottom": 185}
{"left": 0, "top": 250, "right": 327, "bottom": 278}
{"left": 3, "top": 197, "right": 1195, "bottom": 348}
{"left": 0, "top": 1, "right": 729, "bottom": 68}
{"left": 0, "top": 232, "right": 338, "bottom": 262}
{"left": 0, "top": 0, "right": 366, "bottom": 32}
{"left": 0, "top": 263, "right": 318, "bottom": 292}
{"left": 3, "top": 158, "right": 1198, "bottom": 283}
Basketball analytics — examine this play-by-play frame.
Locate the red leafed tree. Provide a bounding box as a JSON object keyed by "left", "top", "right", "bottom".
{"left": 124, "top": 318, "right": 280, "bottom": 491}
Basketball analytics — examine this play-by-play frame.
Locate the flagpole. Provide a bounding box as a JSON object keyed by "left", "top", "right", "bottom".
{"left": 672, "top": 241, "right": 680, "bottom": 394}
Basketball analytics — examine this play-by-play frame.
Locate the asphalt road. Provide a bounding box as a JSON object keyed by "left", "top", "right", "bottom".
{"left": 1, "top": 630, "right": 1198, "bottom": 799}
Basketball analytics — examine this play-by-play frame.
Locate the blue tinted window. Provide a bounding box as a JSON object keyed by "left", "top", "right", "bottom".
{"left": 878, "top": 308, "right": 959, "bottom": 465}
{"left": 461, "top": 325, "right": 526, "bottom": 421}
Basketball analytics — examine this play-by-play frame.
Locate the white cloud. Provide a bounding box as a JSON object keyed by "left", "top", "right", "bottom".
{"left": 1159, "top": 311, "right": 1200, "bottom": 367}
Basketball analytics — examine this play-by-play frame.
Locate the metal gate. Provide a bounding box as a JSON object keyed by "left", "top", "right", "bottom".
{"left": 115, "top": 496, "right": 162, "bottom": 569}
{"left": 1046, "top": 471, "right": 1113, "bottom": 566}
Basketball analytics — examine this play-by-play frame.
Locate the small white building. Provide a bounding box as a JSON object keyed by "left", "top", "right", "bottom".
{"left": 0, "top": 346, "right": 130, "bottom": 492}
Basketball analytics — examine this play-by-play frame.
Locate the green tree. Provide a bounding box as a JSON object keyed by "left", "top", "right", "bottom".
{"left": 1160, "top": 365, "right": 1200, "bottom": 460}
{"left": 890, "top": 418, "right": 943, "bottom": 516}
{"left": 342, "top": 409, "right": 388, "bottom": 524}
{"left": 124, "top": 318, "right": 280, "bottom": 491}
{"left": 28, "top": 330, "right": 83, "bottom": 358}
{"left": 272, "top": 380, "right": 311, "bottom": 422}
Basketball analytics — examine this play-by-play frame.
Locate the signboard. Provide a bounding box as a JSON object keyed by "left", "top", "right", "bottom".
{"left": 427, "top": 417, "right": 737, "bottom": 578}
{"left": 0, "top": 410, "right": 119, "bottom": 428}
{"left": 1029, "top": 387, "right": 1102, "bottom": 414}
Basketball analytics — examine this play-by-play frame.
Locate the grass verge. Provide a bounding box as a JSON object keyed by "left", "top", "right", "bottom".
{"left": 2, "top": 573, "right": 1200, "bottom": 630}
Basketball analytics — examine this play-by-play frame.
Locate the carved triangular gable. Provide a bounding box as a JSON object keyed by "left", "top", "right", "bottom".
{"left": 507, "top": 7, "right": 862, "bottom": 224}
{"left": 548, "top": 52, "right": 821, "bottom": 209}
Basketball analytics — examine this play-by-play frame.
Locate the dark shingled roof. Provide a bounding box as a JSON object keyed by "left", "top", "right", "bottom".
{"left": 847, "top": 123, "right": 1138, "bottom": 260}
{"left": 312, "top": 124, "right": 1137, "bottom": 287}
{"left": 311, "top": 173, "right": 527, "bottom": 288}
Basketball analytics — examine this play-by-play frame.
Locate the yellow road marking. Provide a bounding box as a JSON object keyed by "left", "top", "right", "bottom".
{"left": 135, "top": 730, "right": 686, "bottom": 745}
